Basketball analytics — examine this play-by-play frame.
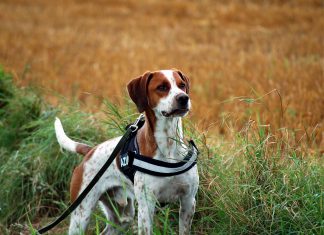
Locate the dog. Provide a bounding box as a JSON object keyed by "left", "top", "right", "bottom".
{"left": 54, "top": 69, "right": 199, "bottom": 235}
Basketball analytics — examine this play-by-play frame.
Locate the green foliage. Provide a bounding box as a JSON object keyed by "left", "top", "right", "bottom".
{"left": 0, "top": 66, "right": 41, "bottom": 151}
{"left": 0, "top": 67, "right": 322, "bottom": 234}
{"left": 194, "top": 124, "right": 323, "bottom": 234}
{"left": 0, "top": 67, "right": 14, "bottom": 107}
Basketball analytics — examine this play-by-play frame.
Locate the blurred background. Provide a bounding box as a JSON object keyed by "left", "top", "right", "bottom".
{"left": 0, "top": 0, "right": 323, "bottom": 148}
{"left": 0, "top": 1, "right": 323, "bottom": 233}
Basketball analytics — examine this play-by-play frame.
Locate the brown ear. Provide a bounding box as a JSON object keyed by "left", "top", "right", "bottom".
{"left": 174, "top": 69, "right": 190, "bottom": 94}
{"left": 127, "top": 71, "right": 153, "bottom": 113}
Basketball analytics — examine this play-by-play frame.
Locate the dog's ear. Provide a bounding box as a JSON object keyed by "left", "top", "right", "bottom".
{"left": 174, "top": 69, "right": 190, "bottom": 94}
{"left": 127, "top": 71, "right": 153, "bottom": 113}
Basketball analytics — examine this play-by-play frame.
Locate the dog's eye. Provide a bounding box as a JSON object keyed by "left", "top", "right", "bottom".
{"left": 157, "top": 84, "right": 168, "bottom": 92}
{"left": 179, "top": 83, "right": 186, "bottom": 89}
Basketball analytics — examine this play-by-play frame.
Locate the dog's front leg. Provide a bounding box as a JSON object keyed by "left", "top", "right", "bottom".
{"left": 134, "top": 177, "right": 156, "bottom": 235}
{"left": 179, "top": 196, "right": 196, "bottom": 235}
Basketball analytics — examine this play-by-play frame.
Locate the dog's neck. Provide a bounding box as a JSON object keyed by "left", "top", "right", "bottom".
{"left": 137, "top": 109, "right": 186, "bottom": 162}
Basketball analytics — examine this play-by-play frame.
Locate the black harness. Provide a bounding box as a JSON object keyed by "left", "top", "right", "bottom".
{"left": 119, "top": 130, "right": 199, "bottom": 183}
{"left": 37, "top": 114, "right": 199, "bottom": 234}
{"left": 119, "top": 132, "right": 139, "bottom": 182}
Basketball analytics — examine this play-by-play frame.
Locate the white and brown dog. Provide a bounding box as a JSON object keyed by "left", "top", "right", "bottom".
{"left": 54, "top": 69, "right": 199, "bottom": 234}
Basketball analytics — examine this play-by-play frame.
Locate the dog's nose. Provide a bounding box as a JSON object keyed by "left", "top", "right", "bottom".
{"left": 176, "top": 93, "right": 189, "bottom": 106}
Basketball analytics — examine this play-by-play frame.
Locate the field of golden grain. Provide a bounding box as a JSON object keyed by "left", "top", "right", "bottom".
{"left": 0, "top": 0, "right": 323, "bottom": 148}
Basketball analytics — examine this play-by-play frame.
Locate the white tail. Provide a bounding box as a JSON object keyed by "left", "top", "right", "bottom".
{"left": 54, "top": 117, "right": 91, "bottom": 155}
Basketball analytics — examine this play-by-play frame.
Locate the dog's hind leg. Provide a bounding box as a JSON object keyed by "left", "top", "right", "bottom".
{"left": 98, "top": 197, "right": 121, "bottom": 235}
{"left": 68, "top": 186, "right": 101, "bottom": 235}
{"left": 99, "top": 187, "right": 135, "bottom": 235}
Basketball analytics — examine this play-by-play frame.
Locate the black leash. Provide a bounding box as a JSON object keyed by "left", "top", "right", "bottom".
{"left": 37, "top": 114, "right": 144, "bottom": 234}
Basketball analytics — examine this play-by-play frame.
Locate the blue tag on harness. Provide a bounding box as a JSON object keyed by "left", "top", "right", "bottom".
{"left": 120, "top": 153, "right": 129, "bottom": 167}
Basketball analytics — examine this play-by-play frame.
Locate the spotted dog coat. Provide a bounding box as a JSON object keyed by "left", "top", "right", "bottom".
{"left": 54, "top": 69, "right": 199, "bottom": 235}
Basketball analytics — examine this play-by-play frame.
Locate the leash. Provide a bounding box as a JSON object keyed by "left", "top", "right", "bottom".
{"left": 37, "top": 114, "right": 145, "bottom": 234}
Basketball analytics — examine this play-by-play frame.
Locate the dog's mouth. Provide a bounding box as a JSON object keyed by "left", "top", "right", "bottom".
{"left": 161, "top": 108, "right": 189, "bottom": 117}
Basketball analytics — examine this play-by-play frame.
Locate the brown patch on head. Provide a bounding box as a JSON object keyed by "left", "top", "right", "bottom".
{"left": 70, "top": 147, "right": 96, "bottom": 202}
{"left": 147, "top": 71, "right": 171, "bottom": 109}
{"left": 172, "top": 69, "right": 190, "bottom": 94}
{"left": 127, "top": 71, "right": 153, "bottom": 113}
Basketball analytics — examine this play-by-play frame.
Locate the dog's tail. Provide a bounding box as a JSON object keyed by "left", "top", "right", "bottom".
{"left": 54, "top": 117, "right": 92, "bottom": 156}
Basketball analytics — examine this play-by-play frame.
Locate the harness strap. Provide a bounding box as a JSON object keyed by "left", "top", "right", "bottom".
{"left": 127, "top": 140, "right": 199, "bottom": 177}
{"left": 37, "top": 114, "right": 144, "bottom": 234}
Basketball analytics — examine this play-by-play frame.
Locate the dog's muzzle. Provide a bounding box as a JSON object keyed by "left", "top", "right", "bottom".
{"left": 161, "top": 94, "right": 190, "bottom": 117}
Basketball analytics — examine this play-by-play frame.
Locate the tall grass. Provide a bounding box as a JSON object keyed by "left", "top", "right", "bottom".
{"left": 195, "top": 123, "right": 323, "bottom": 234}
{"left": 0, "top": 68, "right": 322, "bottom": 234}
{"left": 0, "top": 67, "right": 108, "bottom": 233}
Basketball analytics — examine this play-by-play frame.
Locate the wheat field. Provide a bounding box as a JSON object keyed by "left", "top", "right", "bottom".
{"left": 0, "top": 0, "right": 323, "bottom": 146}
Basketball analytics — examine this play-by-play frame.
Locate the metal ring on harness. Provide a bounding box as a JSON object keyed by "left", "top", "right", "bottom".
{"left": 130, "top": 114, "right": 145, "bottom": 132}
{"left": 129, "top": 125, "right": 139, "bottom": 132}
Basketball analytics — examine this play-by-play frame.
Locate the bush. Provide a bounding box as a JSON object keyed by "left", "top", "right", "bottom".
{"left": 0, "top": 67, "right": 41, "bottom": 151}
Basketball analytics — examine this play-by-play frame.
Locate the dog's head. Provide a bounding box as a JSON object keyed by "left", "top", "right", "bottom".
{"left": 127, "top": 69, "right": 191, "bottom": 118}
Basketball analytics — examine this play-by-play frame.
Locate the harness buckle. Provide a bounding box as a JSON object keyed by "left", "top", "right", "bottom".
{"left": 129, "top": 114, "right": 145, "bottom": 133}
{"left": 129, "top": 125, "right": 138, "bottom": 132}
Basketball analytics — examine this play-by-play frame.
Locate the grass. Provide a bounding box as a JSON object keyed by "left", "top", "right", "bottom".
{"left": 0, "top": 65, "right": 323, "bottom": 235}
{"left": 196, "top": 126, "right": 323, "bottom": 234}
